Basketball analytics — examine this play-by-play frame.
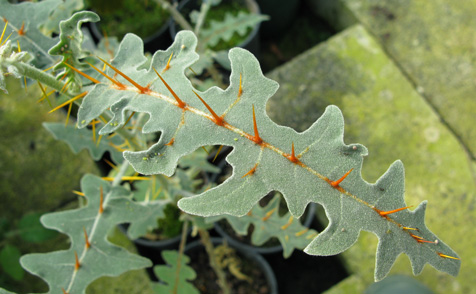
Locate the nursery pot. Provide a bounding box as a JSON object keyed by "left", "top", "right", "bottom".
{"left": 185, "top": 237, "right": 278, "bottom": 294}
{"left": 87, "top": 0, "right": 174, "bottom": 52}
{"left": 118, "top": 223, "right": 184, "bottom": 249}
{"left": 170, "top": 0, "right": 263, "bottom": 56}
{"left": 214, "top": 202, "right": 317, "bottom": 255}
{"left": 257, "top": 0, "right": 300, "bottom": 38}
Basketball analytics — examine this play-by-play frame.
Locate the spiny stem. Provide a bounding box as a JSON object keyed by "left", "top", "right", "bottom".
{"left": 13, "top": 61, "right": 67, "bottom": 92}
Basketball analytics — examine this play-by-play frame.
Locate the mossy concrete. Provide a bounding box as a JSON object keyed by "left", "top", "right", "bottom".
{"left": 308, "top": 0, "right": 476, "bottom": 162}
{"left": 266, "top": 25, "right": 476, "bottom": 294}
{"left": 0, "top": 79, "right": 99, "bottom": 292}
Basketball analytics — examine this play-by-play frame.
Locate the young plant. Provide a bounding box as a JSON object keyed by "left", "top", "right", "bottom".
{"left": 0, "top": 1, "right": 461, "bottom": 293}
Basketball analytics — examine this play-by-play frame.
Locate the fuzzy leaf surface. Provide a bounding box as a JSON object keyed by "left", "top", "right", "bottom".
{"left": 0, "top": 0, "right": 61, "bottom": 68}
{"left": 200, "top": 11, "right": 268, "bottom": 48}
{"left": 43, "top": 122, "right": 125, "bottom": 164}
{"left": 20, "top": 174, "right": 153, "bottom": 294}
{"left": 40, "top": 0, "right": 85, "bottom": 35}
{"left": 75, "top": 31, "right": 460, "bottom": 280}
{"left": 152, "top": 250, "right": 199, "bottom": 294}
{"left": 48, "top": 11, "right": 99, "bottom": 91}
{"left": 207, "top": 194, "right": 318, "bottom": 257}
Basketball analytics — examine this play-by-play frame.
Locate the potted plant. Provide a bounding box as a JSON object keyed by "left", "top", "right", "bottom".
{"left": 86, "top": 0, "right": 173, "bottom": 52}
{"left": 0, "top": 1, "right": 461, "bottom": 293}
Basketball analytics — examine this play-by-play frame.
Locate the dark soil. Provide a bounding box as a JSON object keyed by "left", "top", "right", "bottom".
{"left": 187, "top": 242, "right": 271, "bottom": 294}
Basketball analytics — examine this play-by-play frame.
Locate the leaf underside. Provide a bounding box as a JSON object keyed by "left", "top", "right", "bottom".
{"left": 74, "top": 30, "right": 460, "bottom": 281}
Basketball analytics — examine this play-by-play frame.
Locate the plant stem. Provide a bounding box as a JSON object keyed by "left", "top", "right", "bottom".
{"left": 112, "top": 160, "right": 130, "bottom": 186}
{"left": 16, "top": 62, "right": 67, "bottom": 93}
{"left": 198, "top": 228, "right": 231, "bottom": 294}
{"left": 194, "top": 1, "right": 211, "bottom": 36}
{"left": 156, "top": 0, "right": 193, "bottom": 31}
{"left": 173, "top": 220, "right": 189, "bottom": 293}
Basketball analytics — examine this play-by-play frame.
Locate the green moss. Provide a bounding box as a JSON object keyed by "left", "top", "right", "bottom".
{"left": 0, "top": 78, "right": 99, "bottom": 293}
{"left": 156, "top": 204, "right": 183, "bottom": 239}
{"left": 86, "top": 0, "right": 169, "bottom": 40}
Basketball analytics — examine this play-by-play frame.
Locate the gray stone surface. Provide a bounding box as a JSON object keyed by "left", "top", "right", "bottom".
{"left": 266, "top": 24, "right": 476, "bottom": 294}
{"left": 308, "top": 0, "right": 476, "bottom": 162}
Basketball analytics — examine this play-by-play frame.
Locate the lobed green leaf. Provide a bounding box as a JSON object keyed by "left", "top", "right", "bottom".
{"left": 74, "top": 30, "right": 460, "bottom": 280}
{"left": 20, "top": 174, "right": 155, "bottom": 294}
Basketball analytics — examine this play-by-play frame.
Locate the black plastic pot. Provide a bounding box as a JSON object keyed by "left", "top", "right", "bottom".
{"left": 257, "top": 0, "right": 300, "bottom": 38}
{"left": 214, "top": 202, "right": 317, "bottom": 255}
{"left": 170, "top": 0, "right": 263, "bottom": 56}
{"left": 118, "top": 223, "right": 184, "bottom": 249}
{"left": 185, "top": 237, "right": 278, "bottom": 294}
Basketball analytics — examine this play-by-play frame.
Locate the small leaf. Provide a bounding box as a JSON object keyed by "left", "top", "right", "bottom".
{"left": 18, "top": 212, "right": 58, "bottom": 243}
{"left": 152, "top": 250, "right": 199, "bottom": 294}
{"left": 43, "top": 123, "right": 125, "bottom": 164}
{"left": 48, "top": 11, "right": 100, "bottom": 91}
{"left": 200, "top": 11, "right": 268, "bottom": 48}
{"left": 0, "top": 245, "right": 25, "bottom": 281}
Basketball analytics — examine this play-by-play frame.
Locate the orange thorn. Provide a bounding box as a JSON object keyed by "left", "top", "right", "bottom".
{"left": 97, "top": 56, "right": 150, "bottom": 94}
{"left": 121, "top": 111, "right": 136, "bottom": 129}
{"left": 238, "top": 73, "right": 243, "bottom": 97}
{"left": 83, "top": 227, "right": 91, "bottom": 249}
{"left": 63, "top": 63, "right": 100, "bottom": 84}
{"left": 193, "top": 90, "right": 225, "bottom": 126}
{"left": 48, "top": 91, "right": 87, "bottom": 114}
{"left": 437, "top": 252, "right": 460, "bottom": 260}
{"left": 103, "top": 159, "right": 118, "bottom": 170}
{"left": 201, "top": 146, "right": 209, "bottom": 155}
{"left": 18, "top": 21, "right": 25, "bottom": 36}
{"left": 0, "top": 21, "right": 8, "bottom": 45}
{"left": 99, "top": 186, "right": 104, "bottom": 214}
{"left": 377, "top": 206, "right": 413, "bottom": 216}
{"left": 92, "top": 120, "right": 96, "bottom": 143}
{"left": 410, "top": 234, "right": 437, "bottom": 244}
{"left": 65, "top": 103, "right": 73, "bottom": 126}
{"left": 153, "top": 68, "right": 186, "bottom": 108}
{"left": 72, "top": 190, "right": 85, "bottom": 197}
{"left": 96, "top": 135, "right": 103, "bottom": 146}
{"left": 62, "top": 288, "right": 68, "bottom": 294}
{"left": 242, "top": 164, "right": 258, "bottom": 178}
{"left": 163, "top": 52, "right": 173, "bottom": 72}
{"left": 246, "top": 211, "right": 252, "bottom": 216}
{"left": 281, "top": 216, "right": 294, "bottom": 230}
{"left": 84, "top": 60, "right": 126, "bottom": 89}
{"left": 262, "top": 207, "right": 277, "bottom": 221}
{"left": 286, "top": 142, "right": 300, "bottom": 163}
{"left": 403, "top": 226, "right": 419, "bottom": 231}
{"left": 213, "top": 145, "right": 224, "bottom": 162}
{"left": 251, "top": 105, "right": 263, "bottom": 144}
{"left": 330, "top": 168, "right": 354, "bottom": 188}
{"left": 74, "top": 251, "right": 80, "bottom": 271}
{"left": 295, "top": 228, "right": 309, "bottom": 237}
{"left": 165, "top": 138, "right": 175, "bottom": 146}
